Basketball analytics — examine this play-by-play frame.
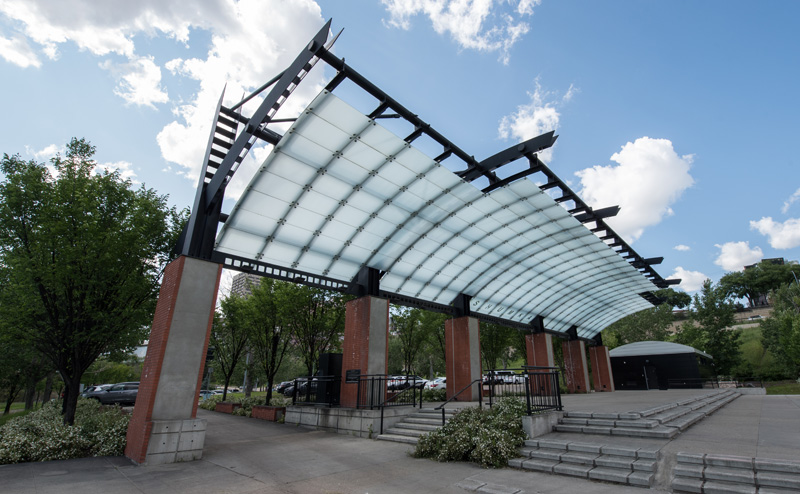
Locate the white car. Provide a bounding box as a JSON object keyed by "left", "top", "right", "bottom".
{"left": 425, "top": 377, "right": 446, "bottom": 390}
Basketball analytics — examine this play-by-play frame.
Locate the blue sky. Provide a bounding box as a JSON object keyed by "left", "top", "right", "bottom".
{"left": 1, "top": 0, "right": 798, "bottom": 297}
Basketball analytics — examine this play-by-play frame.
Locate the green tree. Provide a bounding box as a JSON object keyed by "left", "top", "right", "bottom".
{"left": 719, "top": 261, "right": 800, "bottom": 308}
{"left": 761, "top": 282, "right": 800, "bottom": 377}
{"left": 281, "top": 284, "right": 346, "bottom": 376}
{"left": 392, "top": 307, "right": 434, "bottom": 376}
{"left": 209, "top": 307, "right": 249, "bottom": 402}
{"left": 0, "top": 139, "right": 184, "bottom": 424}
{"left": 654, "top": 288, "right": 692, "bottom": 310}
{"left": 602, "top": 303, "right": 674, "bottom": 348}
{"left": 238, "top": 279, "right": 294, "bottom": 405}
{"left": 480, "top": 323, "right": 515, "bottom": 371}
{"left": 675, "top": 280, "right": 740, "bottom": 375}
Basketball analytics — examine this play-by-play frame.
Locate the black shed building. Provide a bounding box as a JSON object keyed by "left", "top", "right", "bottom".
{"left": 609, "top": 341, "right": 714, "bottom": 390}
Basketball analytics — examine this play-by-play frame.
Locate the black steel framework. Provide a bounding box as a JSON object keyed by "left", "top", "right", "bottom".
{"left": 177, "top": 19, "right": 679, "bottom": 344}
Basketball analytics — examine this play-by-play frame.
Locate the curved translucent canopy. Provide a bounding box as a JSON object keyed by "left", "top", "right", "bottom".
{"left": 215, "top": 91, "right": 656, "bottom": 339}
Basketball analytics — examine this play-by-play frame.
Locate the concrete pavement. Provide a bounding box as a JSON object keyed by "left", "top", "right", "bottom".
{"left": 0, "top": 390, "right": 797, "bottom": 493}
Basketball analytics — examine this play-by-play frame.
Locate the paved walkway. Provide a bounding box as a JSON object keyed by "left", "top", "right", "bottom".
{"left": 0, "top": 390, "right": 797, "bottom": 494}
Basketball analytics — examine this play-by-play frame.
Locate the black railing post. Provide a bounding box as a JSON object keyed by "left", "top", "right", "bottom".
{"left": 524, "top": 373, "right": 532, "bottom": 415}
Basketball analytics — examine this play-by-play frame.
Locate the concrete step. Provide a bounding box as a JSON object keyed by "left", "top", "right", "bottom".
{"left": 511, "top": 439, "right": 657, "bottom": 488}
{"left": 394, "top": 422, "right": 440, "bottom": 432}
{"left": 663, "top": 411, "right": 705, "bottom": 431}
{"left": 553, "top": 422, "right": 680, "bottom": 439}
{"left": 673, "top": 451, "right": 800, "bottom": 494}
{"left": 383, "top": 427, "right": 426, "bottom": 438}
{"left": 376, "top": 433, "right": 418, "bottom": 444}
{"left": 561, "top": 417, "right": 659, "bottom": 429}
{"left": 403, "top": 417, "right": 445, "bottom": 426}
{"left": 647, "top": 405, "right": 693, "bottom": 424}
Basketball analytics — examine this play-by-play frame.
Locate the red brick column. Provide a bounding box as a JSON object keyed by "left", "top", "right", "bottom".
{"left": 125, "top": 256, "right": 221, "bottom": 465}
{"left": 339, "top": 296, "right": 389, "bottom": 408}
{"left": 525, "top": 332, "right": 555, "bottom": 395}
{"left": 525, "top": 333, "right": 555, "bottom": 367}
{"left": 589, "top": 345, "right": 615, "bottom": 392}
{"left": 562, "top": 339, "right": 590, "bottom": 393}
{"left": 445, "top": 316, "right": 482, "bottom": 401}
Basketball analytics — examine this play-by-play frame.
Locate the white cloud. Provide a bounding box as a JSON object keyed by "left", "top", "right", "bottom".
{"left": 498, "top": 79, "right": 571, "bottom": 162}
{"left": 562, "top": 83, "right": 578, "bottom": 102}
{"left": 574, "top": 137, "right": 694, "bottom": 243}
{"left": 100, "top": 56, "right": 168, "bottom": 108}
{"left": 1, "top": 0, "right": 327, "bottom": 197}
{"left": 381, "top": 0, "right": 535, "bottom": 64}
{"left": 96, "top": 160, "right": 139, "bottom": 183}
{"left": 26, "top": 143, "right": 62, "bottom": 161}
{"left": 668, "top": 267, "right": 707, "bottom": 293}
{"left": 0, "top": 32, "right": 41, "bottom": 67}
{"left": 0, "top": 0, "right": 214, "bottom": 59}
{"left": 750, "top": 217, "right": 800, "bottom": 250}
{"left": 714, "top": 241, "right": 763, "bottom": 271}
{"left": 781, "top": 187, "right": 800, "bottom": 214}
{"left": 673, "top": 244, "right": 690, "bottom": 252}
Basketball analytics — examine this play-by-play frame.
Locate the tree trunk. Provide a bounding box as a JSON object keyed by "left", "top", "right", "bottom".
{"left": 62, "top": 374, "right": 82, "bottom": 425}
{"left": 41, "top": 372, "right": 54, "bottom": 406}
{"left": 24, "top": 374, "right": 38, "bottom": 411}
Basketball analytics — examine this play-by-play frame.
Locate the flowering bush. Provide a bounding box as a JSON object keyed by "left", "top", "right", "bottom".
{"left": 0, "top": 399, "right": 130, "bottom": 464}
{"left": 198, "top": 395, "right": 223, "bottom": 410}
{"left": 200, "top": 394, "right": 290, "bottom": 415}
{"left": 413, "top": 397, "right": 527, "bottom": 468}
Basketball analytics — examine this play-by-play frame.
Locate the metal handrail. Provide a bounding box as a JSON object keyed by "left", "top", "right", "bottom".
{"left": 434, "top": 378, "right": 483, "bottom": 426}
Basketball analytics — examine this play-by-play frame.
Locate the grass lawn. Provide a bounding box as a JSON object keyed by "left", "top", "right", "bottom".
{"left": 0, "top": 409, "right": 35, "bottom": 427}
{"left": 765, "top": 381, "right": 800, "bottom": 395}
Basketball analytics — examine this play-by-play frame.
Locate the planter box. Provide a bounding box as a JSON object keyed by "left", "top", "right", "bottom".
{"left": 214, "top": 402, "right": 242, "bottom": 414}
{"left": 252, "top": 405, "right": 286, "bottom": 421}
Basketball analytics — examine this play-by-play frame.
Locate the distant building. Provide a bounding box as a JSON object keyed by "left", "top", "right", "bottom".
{"left": 609, "top": 341, "right": 714, "bottom": 390}
{"left": 230, "top": 272, "right": 261, "bottom": 298}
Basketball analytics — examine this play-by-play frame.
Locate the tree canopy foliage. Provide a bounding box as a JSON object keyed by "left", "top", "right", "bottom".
{"left": 602, "top": 303, "right": 675, "bottom": 349}
{"left": 0, "top": 139, "right": 185, "bottom": 424}
{"left": 761, "top": 282, "right": 800, "bottom": 377}
{"left": 675, "top": 280, "right": 740, "bottom": 375}
{"left": 719, "top": 261, "right": 800, "bottom": 308}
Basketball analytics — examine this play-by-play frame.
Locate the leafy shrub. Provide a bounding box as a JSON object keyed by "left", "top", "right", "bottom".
{"left": 422, "top": 388, "right": 446, "bottom": 402}
{"left": 198, "top": 395, "right": 223, "bottom": 410}
{"left": 413, "top": 397, "right": 526, "bottom": 468}
{"left": 0, "top": 399, "right": 130, "bottom": 464}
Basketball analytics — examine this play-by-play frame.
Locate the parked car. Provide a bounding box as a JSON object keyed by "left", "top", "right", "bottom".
{"left": 283, "top": 378, "right": 318, "bottom": 397}
{"left": 389, "top": 375, "right": 427, "bottom": 390}
{"left": 199, "top": 390, "right": 216, "bottom": 400}
{"left": 424, "top": 377, "right": 446, "bottom": 390}
{"left": 275, "top": 381, "right": 293, "bottom": 394}
{"left": 85, "top": 382, "right": 139, "bottom": 405}
{"left": 81, "top": 384, "right": 112, "bottom": 397}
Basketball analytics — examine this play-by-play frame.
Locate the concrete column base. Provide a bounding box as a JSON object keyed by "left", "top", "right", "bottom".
{"left": 589, "top": 345, "right": 615, "bottom": 392}
{"left": 445, "top": 316, "right": 482, "bottom": 401}
{"left": 562, "top": 339, "right": 590, "bottom": 393}
{"left": 142, "top": 418, "right": 207, "bottom": 465}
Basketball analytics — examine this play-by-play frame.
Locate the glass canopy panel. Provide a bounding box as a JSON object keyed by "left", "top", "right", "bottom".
{"left": 215, "top": 91, "right": 658, "bottom": 340}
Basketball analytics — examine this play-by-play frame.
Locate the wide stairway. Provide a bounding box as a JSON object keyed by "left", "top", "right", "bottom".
{"left": 509, "top": 389, "right": 740, "bottom": 488}
{"left": 377, "top": 408, "right": 457, "bottom": 445}
{"left": 554, "top": 389, "right": 739, "bottom": 439}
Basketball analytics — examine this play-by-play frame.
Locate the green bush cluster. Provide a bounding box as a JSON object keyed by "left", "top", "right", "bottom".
{"left": 0, "top": 399, "right": 130, "bottom": 464}
{"left": 421, "top": 388, "right": 446, "bottom": 402}
{"left": 198, "top": 395, "right": 224, "bottom": 410}
{"left": 199, "top": 394, "right": 291, "bottom": 416}
{"left": 413, "top": 397, "right": 527, "bottom": 468}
